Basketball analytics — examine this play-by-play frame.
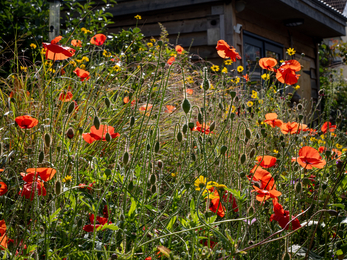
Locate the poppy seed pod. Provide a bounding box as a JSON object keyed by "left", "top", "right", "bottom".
{"left": 123, "top": 152, "right": 129, "bottom": 165}
{"left": 177, "top": 132, "right": 183, "bottom": 142}
{"left": 182, "top": 99, "right": 191, "bottom": 114}
{"left": 150, "top": 174, "right": 156, "bottom": 185}
{"left": 39, "top": 151, "right": 44, "bottom": 163}
{"left": 105, "top": 132, "right": 112, "bottom": 142}
{"left": 66, "top": 128, "right": 75, "bottom": 139}
{"left": 155, "top": 141, "right": 160, "bottom": 153}
{"left": 93, "top": 116, "right": 100, "bottom": 130}
{"left": 68, "top": 101, "right": 75, "bottom": 114}
{"left": 157, "top": 160, "right": 163, "bottom": 169}
{"left": 44, "top": 133, "right": 51, "bottom": 147}
{"left": 295, "top": 182, "right": 302, "bottom": 193}
{"left": 130, "top": 116, "right": 135, "bottom": 127}
{"left": 182, "top": 124, "right": 188, "bottom": 134}
{"left": 105, "top": 97, "right": 111, "bottom": 108}
{"left": 220, "top": 145, "right": 228, "bottom": 155}
{"left": 209, "top": 121, "right": 216, "bottom": 132}
{"left": 55, "top": 181, "right": 61, "bottom": 195}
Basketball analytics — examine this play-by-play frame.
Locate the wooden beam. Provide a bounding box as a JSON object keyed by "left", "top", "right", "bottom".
{"left": 109, "top": 0, "right": 222, "bottom": 16}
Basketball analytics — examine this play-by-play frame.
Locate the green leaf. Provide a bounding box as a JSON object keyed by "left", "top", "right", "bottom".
{"left": 166, "top": 216, "right": 177, "bottom": 231}
{"left": 336, "top": 249, "right": 343, "bottom": 256}
{"left": 128, "top": 197, "right": 137, "bottom": 217}
{"left": 190, "top": 199, "right": 196, "bottom": 216}
{"left": 99, "top": 224, "right": 119, "bottom": 231}
{"left": 49, "top": 208, "right": 61, "bottom": 223}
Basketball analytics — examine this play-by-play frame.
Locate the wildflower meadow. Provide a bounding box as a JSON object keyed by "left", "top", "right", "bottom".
{"left": 0, "top": 6, "right": 347, "bottom": 260}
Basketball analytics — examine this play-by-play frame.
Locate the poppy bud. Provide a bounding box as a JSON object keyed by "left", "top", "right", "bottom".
{"left": 39, "top": 151, "right": 44, "bottom": 163}
{"left": 282, "top": 252, "right": 291, "bottom": 260}
{"left": 298, "top": 114, "right": 304, "bottom": 121}
{"left": 281, "top": 142, "right": 285, "bottom": 147}
{"left": 182, "top": 98, "right": 191, "bottom": 114}
{"left": 249, "top": 148, "right": 255, "bottom": 158}
{"left": 130, "top": 116, "right": 135, "bottom": 127}
{"left": 44, "top": 133, "right": 51, "bottom": 147}
{"left": 322, "top": 182, "right": 328, "bottom": 190}
{"left": 209, "top": 121, "right": 215, "bottom": 132}
{"left": 150, "top": 174, "right": 156, "bottom": 185}
{"left": 261, "top": 128, "right": 266, "bottom": 137}
{"left": 151, "top": 185, "right": 157, "bottom": 194}
{"left": 105, "top": 169, "right": 111, "bottom": 177}
{"left": 128, "top": 180, "right": 134, "bottom": 191}
{"left": 198, "top": 113, "right": 203, "bottom": 124}
{"left": 240, "top": 154, "right": 246, "bottom": 164}
{"left": 105, "top": 132, "right": 112, "bottom": 142}
{"left": 245, "top": 128, "right": 251, "bottom": 139}
{"left": 295, "top": 182, "right": 302, "bottom": 193}
{"left": 302, "top": 178, "right": 310, "bottom": 185}
{"left": 112, "top": 93, "right": 118, "bottom": 102}
{"left": 55, "top": 181, "right": 61, "bottom": 195}
{"left": 191, "top": 153, "right": 196, "bottom": 161}
{"left": 325, "top": 150, "right": 331, "bottom": 158}
{"left": 239, "top": 172, "right": 246, "bottom": 178}
{"left": 182, "top": 124, "right": 188, "bottom": 134}
{"left": 78, "top": 127, "right": 83, "bottom": 134}
{"left": 188, "top": 122, "right": 195, "bottom": 130}
{"left": 157, "top": 40, "right": 163, "bottom": 46}
{"left": 219, "top": 102, "right": 224, "bottom": 111}
{"left": 157, "top": 160, "right": 163, "bottom": 168}
{"left": 105, "top": 97, "right": 111, "bottom": 108}
{"left": 177, "top": 132, "right": 183, "bottom": 142}
{"left": 202, "top": 67, "right": 210, "bottom": 91}
{"left": 94, "top": 116, "right": 100, "bottom": 130}
{"left": 123, "top": 152, "right": 129, "bottom": 165}
{"left": 220, "top": 145, "right": 228, "bottom": 155}
{"left": 66, "top": 127, "right": 75, "bottom": 139}
{"left": 146, "top": 144, "right": 150, "bottom": 151}
{"left": 68, "top": 101, "right": 75, "bottom": 114}
{"left": 155, "top": 141, "right": 160, "bottom": 153}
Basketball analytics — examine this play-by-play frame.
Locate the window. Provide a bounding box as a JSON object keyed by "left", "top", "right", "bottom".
{"left": 243, "top": 31, "right": 283, "bottom": 82}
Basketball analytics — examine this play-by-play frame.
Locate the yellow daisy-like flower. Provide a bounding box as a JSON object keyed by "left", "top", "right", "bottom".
{"left": 342, "top": 148, "right": 347, "bottom": 152}
{"left": 20, "top": 66, "right": 27, "bottom": 72}
{"left": 261, "top": 73, "right": 270, "bottom": 80}
{"left": 221, "top": 67, "right": 228, "bottom": 74}
{"left": 280, "top": 60, "right": 284, "bottom": 63}
{"left": 294, "top": 85, "right": 300, "bottom": 90}
{"left": 30, "top": 43, "right": 37, "bottom": 49}
{"left": 210, "top": 84, "right": 215, "bottom": 90}
{"left": 273, "top": 149, "right": 279, "bottom": 154}
{"left": 186, "top": 76, "right": 194, "bottom": 84}
{"left": 211, "top": 65, "right": 220, "bottom": 72}
{"left": 194, "top": 176, "right": 207, "bottom": 191}
{"left": 134, "top": 14, "right": 142, "bottom": 20}
{"left": 80, "top": 64, "right": 86, "bottom": 69}
{"left": 62, "top": 175, "right": 72, "bottom": 183}
{"left": 258, "top": 99, "right": 264, "bottom": 104}
{"left": 247, "top": 101, "right": 253, "bottom": 107}
{"left": 224, "top": 59, "right": 232, "bottom": 65}
{"left": 103, "top": 50, "right": 111, "bottom": 57}
{"left": 69, "top": 60, "right": 77, "bottom": 67}
{"left": 214, "top": 183, "right": 228, "bottom": 191}
{"left": 171, "top": 172, "right": 177, "bottom": 178}
{"left": 251, "top": 90, "right": 258, "bottom": 99}
{"left": 318, "top": 140, "right": 326, "bottom": 145}
{"left": 82, "top": 56, "right": 89, "bottom": 62}
{"left": 310, "top": 137, "right": 317, "bottom": 142}
{"left": 331, "top": 133, "right": 336, "bottom": 137}
{"left": 139, "top": 48, "right": 144, "bottom": 51}
{"left": 48, "top": 68, "right": 56, "bottom": 73}
{"left": 237, "top": 66, "right": 244, "bottom": 73}
{"left": 235, "top": 77, "right": 240, "bottom": 84}
{"left": 320, "top": 134, "right": 325, "bottom": 140}
{"left": 40, "top": 48, "right": 46, "bottom": 55}
{"left": 81, "top": 27, "right": 87, "bottom": 33}
{"left": 113, "top": 65, "right": 121, "bottom": 72}
{"left": 170, "top": 53, "right": 177, "bottom": 57}
{"left": 150, "top": 38, "right": 156, "bottom": 43}
{"left": 287, "top": 47, "right": 296, "bottom": 56}
{"left": 336, "top": 143, "right": 343, "bottom": 149}
{"left": 147, "top": 42, "right": 153, "bottom": 48}
{"left": 232, "top": 105, "right": 236, "bottom": 113}
{"left": 76, "top": 59, "right": 82, "bottom": 64}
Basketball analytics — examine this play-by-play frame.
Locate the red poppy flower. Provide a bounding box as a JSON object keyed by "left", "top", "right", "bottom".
{"left": 186, "top": 88, "right": 193, "bottom": 94}
{"left": 332, "top": 149, "right": 342, "bottom": 159}
{"left": 15, "top": 115, "right": 38, "bottom": 129}
{"left": 71, "top": 39, "right": 82, "bottom": 47}
{"left": 252, "top": 186, "right": 281, "bottom": 202}
{"left": 42, "top": 42, "right": 76, "bottom": 61}
{"left": 209, "top": 188, "right": 225, "bottom": 218}
{"left": 321, "top": 122, "right": 336, "bottom": 134}
{"left": 192, "top": 121, "right": 212, "bottom": 134}
{"left": 19, "top": 180, "right": 46, "bottom": 200}
{"left": 123, "top": 97, "right": 136, "bottom": 107}
{"left": 222, "top": 191, "right": 238, "bottom": 213}
{"left": 216, "top": 40, "right": 241, "bottom": 62}
{"left": 293, "top": 146, "right": 326, "bottom": 169}
{"left": 167, "top": 57, "right": 175, "bottom": 65}
{"left": 139, "top": 104, "right": 153, "bottom": 112}
{"left": 270, "top": 199, "right": 301, "bottom": 230}
{"left": 0, "top": 220, "right": 7, "bottom": 250}
{"left": 165, "top": 105, "right": 176, "bottom": 113}
{"left": 175, "top": 45, "right": 184, "bottom": 54}
{"left": 243, "top": 74, "right": 249, "bottom": 82}
{"left": 248, "top": 166, "right": 276, "bottom": 190}
{"left": 280, "top": 122, "right": 299, "bottom": 134}
{"left": 83, "top": 210, "right": 111, "bottom": 232}
{"left": 307, "top": 128, "right": 317, "bottom": 136}
{"left": 276, "top": 60, "right": 301, "bottom": 85}
{"left": 0, "top": 182, "right": 7, "bottom": 196}
{"left": 79, "top": 183, "right": 93, "bottom": 190}
{"left": 59, "top": 91, "right": 73, "bottom": 102}
{"left": 90, "top": 34, "right": 107, "bottom": 46}
{"left": 259, "top": 58, "right": 277, "bottom": 72}
{"left": 51, "top": 36, "right": 62, "bottom": 44}
{"left": 24, "top": 168, "right": 57, "bottom": 182}
{"left": 256, "top": 156, "right": 277, "bottom": 168}
{"left": 73, "top": 67, "right": 90, "bottom": 82}
{"left": 61, "top": 69, "right": 65, "bottom": 76}
{"left": 318, "top": 146, "right": 326, "bottom": 153}
{"left": 264, "top": 113, "right": 283, "bottom": 127}
{"left": 82, "top": 125, "right": 120, "bottom": 144}
{"left": 145, "top": 257, "right": 152, "bottom": 260}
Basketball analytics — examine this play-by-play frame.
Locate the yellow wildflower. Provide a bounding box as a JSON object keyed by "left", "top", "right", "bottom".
{"left": 69, "top": 60, "right": 77, "bottom": 67}
{"left": 258, "top": 99, "right": 264, "bottom": 104}
{"left": 76, "top": 59, "right": 82, "bottom": 64}
{"left": 342, "top": 148, "right": 347, "bottom": 153}
{"left": 261, "top": 73, "right": 270, "bottom": 80}
{"left": 113, "top": 65, "right": 121, "bottom": 72}
{"left": 222, "top": 67, "right": 228, "bottom": 74}
{"left": 30, "top": 43, "right": 37, "bottom": 49}
{"left": 287, "top": 47, "right": 296, "bottom": 56}
{"left": 186, "top": 77, "right": 194, "bottom": 84}
{"left": 247, "top": 101, "right": 253, "bottom": 107}
{"left": 336, "top": 143, "right": 343, "bottom": 149}
{"left": 170, "top": 53, "right": 176, "bottom": 57}
{"left": 48, "top": 68, "right": 56, "bottom": 73}
{"left": 280, "top": 60, "right": 284, "bottom": 63}
{"left": 211, "top": 65, "right": 220, "bottom": 72}
{"left": 224, "top": 59, "right": 232, "bottom": 65}
{"left": 103, "top": 50, "right": 111, "bottom": 57}
{"left": 150, "top": 38, "right": 156, "bottom": 43}
{"left": 274, "top": 149, "right": 279, "bottom": 154}
{"left": 294, "top": 85, "right": 300, "bottom": 90}
{"left": 251, "top": 90, "right": 258, "bottom": 99}
{"left": 147, "top": 42, "right": 153, "bottom": 48}
{"left": 171, "top": 172, "right": 177, "bottom": 178}
{"left": 82, "top": 56, "right": 89, "bottom": 62}
{"left": 20, "top": 66, "right": 27, "bottom": 72}
{"left": 310, "top": 137, "right": 317, "bottom": 142}
{"left": 40, "top": 48, "right": 46, "bottom": 55}
{"left": 194, "top": 176, "right": 207, "bottom": 191}
{"left": 320, "top": 134, "right": 325, "bottom": 140}
{"left": 62, "top": 175, "right": 72, "bottom": 183}
{"left": 80, "top": 64, "right": 86, "bottom": 69}
{"left": 134, "top": 15, "right": 142, "bottom": 20}
{"left": 231, "top": 105, "right": 236, "bottom": 113}
{"left": 237, "top": 66, "right": 244, "bottom": 73}
{"left": 235, "top": 77, "right": 240, "bottom": 84}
